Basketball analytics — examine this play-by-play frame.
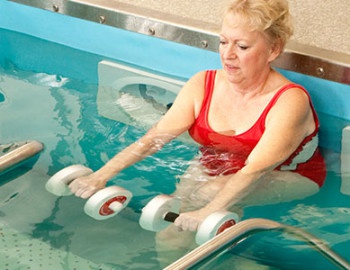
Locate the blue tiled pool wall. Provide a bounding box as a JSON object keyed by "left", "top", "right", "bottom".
{"left": 1, "top": 0, "right": 350, "bottom": 152}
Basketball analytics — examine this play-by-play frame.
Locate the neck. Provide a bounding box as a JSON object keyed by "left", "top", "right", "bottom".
{"left": 230, "top": 68, "right": 274, "bottom": 98}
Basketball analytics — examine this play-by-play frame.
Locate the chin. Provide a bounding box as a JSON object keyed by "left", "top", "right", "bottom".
{"left": 224, "top": 72, "right": 243, "bottom": 84}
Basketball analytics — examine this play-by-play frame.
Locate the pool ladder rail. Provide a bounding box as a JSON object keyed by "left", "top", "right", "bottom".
{"left": 165, "top": 218, "right": 350, "bottom": 270}
{"left": 0, "top": 140, "right": 44, "bottom": 175}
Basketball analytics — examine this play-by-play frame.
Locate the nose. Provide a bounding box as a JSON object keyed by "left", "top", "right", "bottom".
{"left": 221, "top": 43, "right": 237, "bottom": 60}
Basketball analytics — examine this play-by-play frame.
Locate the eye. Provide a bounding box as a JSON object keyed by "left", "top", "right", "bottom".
{"left": 219, "top": 40, "right": 228, "bottom": 46}
{"left": 237, "top": 44, "right": 249, "bottom": 50}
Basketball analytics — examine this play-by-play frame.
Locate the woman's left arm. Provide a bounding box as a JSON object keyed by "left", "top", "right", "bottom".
{"left": 175, "top": 88, "right": 316, "bottom": 231}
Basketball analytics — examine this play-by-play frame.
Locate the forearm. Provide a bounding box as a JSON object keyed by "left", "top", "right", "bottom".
{"left": 202, "top": 168, "right": 265, "bottom": 212}
{"left": 93, "top": 141, "right": 157, "bottom": 181}
{"left": 174, "top": 168, "right": 265, "bottom": 232}
{"left": 93, "top": 127, "right": 175, "bottom": 183}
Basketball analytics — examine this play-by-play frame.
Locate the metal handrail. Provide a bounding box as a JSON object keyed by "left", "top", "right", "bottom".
{"left": 164, "top": 218, "right": 350, "bottom": 270}
{"left": 0, "top": 140, "right": 44, "bottom": 174}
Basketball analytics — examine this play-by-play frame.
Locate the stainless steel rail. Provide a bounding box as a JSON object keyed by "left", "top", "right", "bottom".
{"left": 8, "top": 0, "right": 350, "bottom": 85}
{"left": 164, "top": 218, "right": 350, "bottom": 270}
{"left": 0, "top": 141, "right": 44, "bottom": 174}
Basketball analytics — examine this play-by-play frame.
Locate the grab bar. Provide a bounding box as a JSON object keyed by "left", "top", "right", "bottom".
{"left": 0, "top": 140, "right": 44, "bottom": 174}
{"left": 164, "top": 218, "right": 350, "bottom": 270}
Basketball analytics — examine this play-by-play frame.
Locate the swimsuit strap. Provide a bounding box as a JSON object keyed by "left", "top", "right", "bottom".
{"left": 262, "top": 83, "right": 320, "bottom": 131}
{"left": 202, "top": 70, "right": 216, "bottom": 116}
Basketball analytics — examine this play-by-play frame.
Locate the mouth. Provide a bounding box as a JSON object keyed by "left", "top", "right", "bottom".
{"left": 225, "top": 64, "right": 239, "bottom": 72}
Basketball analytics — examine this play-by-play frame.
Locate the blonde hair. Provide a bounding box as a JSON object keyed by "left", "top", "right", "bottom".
{"left": 224, "top": 0, "right": 294, "bottom": 49}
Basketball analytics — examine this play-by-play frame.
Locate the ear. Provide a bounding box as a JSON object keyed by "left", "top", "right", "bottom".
{"left": 268, "top": 40, "right": 283, "bottom": 63}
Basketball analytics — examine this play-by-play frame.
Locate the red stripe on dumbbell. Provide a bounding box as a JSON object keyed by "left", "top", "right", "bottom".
{"left": 216, "top": 219, "right": 236, "bottom": 235}
{"left": 99, "top": 196, "right": 127, "bottom": 216}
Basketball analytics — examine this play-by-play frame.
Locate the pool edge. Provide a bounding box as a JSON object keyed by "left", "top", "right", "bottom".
{"left": 6, "top": 0, "right": 350, "bottom": 85}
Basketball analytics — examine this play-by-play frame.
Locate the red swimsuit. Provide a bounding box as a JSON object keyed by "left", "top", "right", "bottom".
{"left": 188, "top": 70, "right": 326, "bottom": 187}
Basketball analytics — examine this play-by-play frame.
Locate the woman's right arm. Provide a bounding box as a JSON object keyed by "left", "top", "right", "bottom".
{"left": 69, "top": 71, "right": 206, "bottom": 198}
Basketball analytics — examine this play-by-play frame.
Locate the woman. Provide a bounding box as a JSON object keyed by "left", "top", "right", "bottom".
{"left": 69, "top": 0, "right": 326, "bottom": 234}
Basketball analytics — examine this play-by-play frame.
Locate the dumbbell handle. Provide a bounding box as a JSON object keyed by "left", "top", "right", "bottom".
{"left": 163, "top": 211, "right": 237, "bottom": 236}
{"left": 163, "top": 212, "right": 179, "bottom": 223}
{"left": 46, "top": 164, "right": 93, "bottom": 196}
{"left": 109, "top": 202, "right": 124, "bottom": 213}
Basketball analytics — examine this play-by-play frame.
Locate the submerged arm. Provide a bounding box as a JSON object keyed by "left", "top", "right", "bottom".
{"left": 69, "top": 71, "right": 206, "bottom": 198}
{"left": 175, "top": 88, "right": 316, "bottom": 230}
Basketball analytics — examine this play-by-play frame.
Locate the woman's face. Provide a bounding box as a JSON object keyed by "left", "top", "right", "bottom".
{"left": 219, "top": 13, "right": 280, "bottom": 85}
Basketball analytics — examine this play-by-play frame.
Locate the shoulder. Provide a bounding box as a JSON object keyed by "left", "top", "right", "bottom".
{"left": 276, "top": 84, "right": 311, "bottom": 106}
{"left": 268, "top": 84, "right": 313, "bottom": 125}
{"left": 179, "top": 70, "right": 209, "bottom": 98}
{"left": 269, "top": 70, "right": 310, "bottom": 103}
{"left": 187, "top": 70, "right": 208, "bottom": 85}
{"left": 171, "top": 70, "right": 208, "bottom": 107}
{"left": 180, "top": 70, "right": 212, "bottom": 117}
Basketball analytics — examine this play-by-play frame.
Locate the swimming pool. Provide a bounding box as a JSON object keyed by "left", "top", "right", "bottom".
{"left": 1, "top": 1, "right": 350, "bottom": 269}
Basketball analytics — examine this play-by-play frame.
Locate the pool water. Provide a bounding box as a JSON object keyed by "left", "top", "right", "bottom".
{"left": 0, "top": 59, "right": 199, "bottom": 269}
{"left": 0, "top": 29, "right": 350, "bottom": 269}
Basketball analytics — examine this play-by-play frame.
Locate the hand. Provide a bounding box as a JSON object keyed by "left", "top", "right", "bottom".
{"left": 174, "top": 208, "right": 212, "bottom": 232}
{"left": 68, "top": 173, "right": 106, "bottom": 199}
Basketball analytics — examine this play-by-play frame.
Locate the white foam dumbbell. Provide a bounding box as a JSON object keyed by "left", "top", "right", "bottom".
{"left": 45, "top": 164, "right": 132, "bottom": 220}
{"left": 139, "top": 194, "right": 239, "bottom": 245}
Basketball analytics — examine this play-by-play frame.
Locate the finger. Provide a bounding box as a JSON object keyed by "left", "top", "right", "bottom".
{"left": 75, "top": 187, "right": 94, "bottom": 198}
{"left": 174, "top": 216, "right": 187, "bottom": 231}
{"left": 74, "top": 187, "right": 86, "bottom": 198}
{"left": 181, "top": 219, "right": 190, "bottom": 231}
{"left": 175, "top": 225, "right": 183, "bottom": 232}
{"left": 68, "top": 179, "right": 81, "bottom": 192}
{"left": 188, "top": 222, "right": 198, "bottom": 232}
{"left": 80, "top": 189, "right": 94, "bottom": 199}
{"left": 174, "top": 216, "right": 182, "bottom": 227}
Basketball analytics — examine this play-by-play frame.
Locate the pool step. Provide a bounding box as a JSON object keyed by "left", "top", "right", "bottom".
{"left": 0, "top": 223, "right": 114, "bottom": 270}
{"left": 341, "top": 126, "right": 350, "bottom": 195}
